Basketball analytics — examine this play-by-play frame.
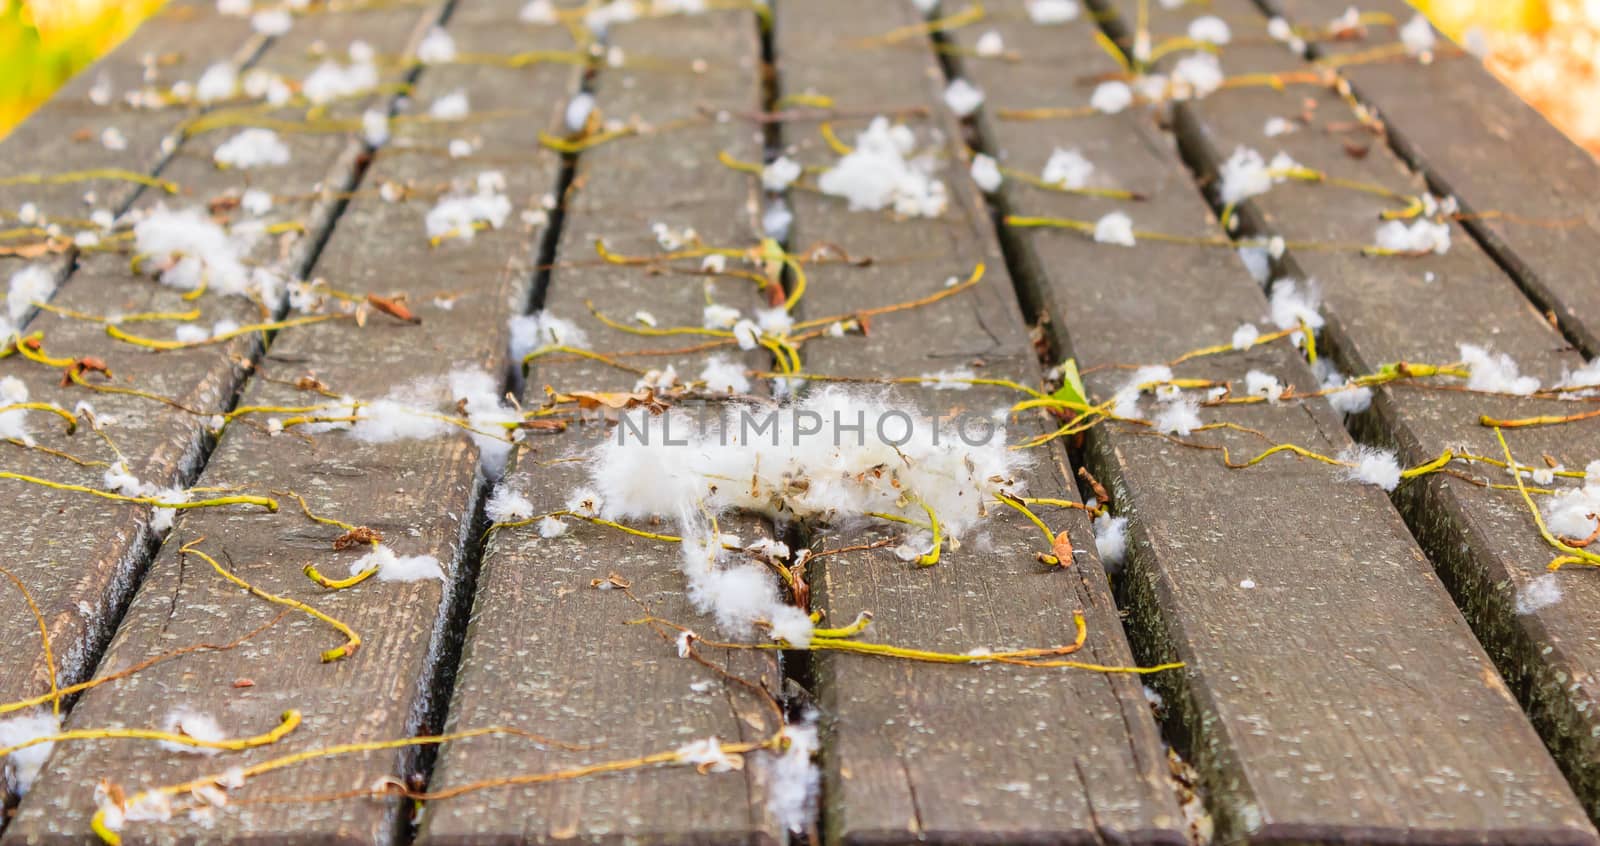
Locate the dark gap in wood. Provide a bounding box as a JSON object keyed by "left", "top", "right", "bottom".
{"left": 393, "top": 10, "right": 595, "bottom": 846}
{"left": 932, "top": 7, "right": 1213, "bottom": 839}
{"left": 922, "top": 9, "right": 1064, "bottom": 386}
{"left": 510, "top": 72, "right": 589, "bottom": 397}
{"left": 760, "top": 7, "right": 823, "bottom": 842}
{"left": 1002, "top": 5, "right": 1253, "bottom": 840}
{"left": 1240, "top": 0, "right": 1595, "bottom": 360}
{"left": 0, "top": 22, "right": 310, "bottom": 832}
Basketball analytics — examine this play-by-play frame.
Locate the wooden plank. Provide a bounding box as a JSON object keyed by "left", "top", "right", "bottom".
{"left": 1258, "top": 0, "right": 1600, "bottom": 356}
{"left": 772, "top": 3, "right": 1186, "bottom": 843}
{"left": 417, "top": 8, "right": 789, "bottom": 844}
{"left": 941, "top": 1, "right": 1600, "bottom": 841}
{"left": 0, "top": 0, "right": 444, "bottom": 817}
{"left": 1115, "top": 0, "right": 1600, "bottom": 823}
{"left": 0, "top": 0, "right": 265, "bottom": 337}
{"left": 0, "top": 2, "right": 579, "bottom": 841}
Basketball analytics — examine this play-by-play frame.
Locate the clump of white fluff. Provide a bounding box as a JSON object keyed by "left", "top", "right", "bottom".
{"left": 816, "top": 117, "right": 948, "bottom": 218}
{"left": 1541, "top": 464, "right": 1600, "bottom": 541}
{"left": 1267, "top": 277, "right": 1323, "bottom": 343}
{"left": 133, "top": 206, "right": 266, "bottom": 298}
{"left": 943, "top": 78, "right": 985, "bottom": 116}
{"left": 0, "top": 711, "right": 60, "bottom": 795}
{"left": 1374, "top": 219, "right": 1451, "bottom": 254}
{"left": 1459, "top": 343, "right": 1540, "bottom": 395}
{"left": 214, "top": 128, "right": 290, "bottom": 168}
{"left": 1041, "top": 147, "right": 1093, "bottom": 190}
{"left": 1090, "top": 80, "right": 1132, "bottom": 113}
{"left": 416, "top": 26, "right": 456, "bottom": 64}
{"left": 1557, "top": 358, "right": 1600, "bottom": 395}
{"left": 1027, "top": 0, "right": 1079, "bottom": 24}
{"left": 486, "top": 484, "right": 535, "bottom": 523}
{"left": 425, "top": 171, "right": 512, "bottom": 242}
{"left": 3, "top": 264, "right": 56, "bottom": 340}
{"left": 449, "top": 368, "right": 519, "bottom": 477}
{"left": 1400, "top": 13, "right": 1436, "bottom": 56}
{"left": 699, "top": 355, "right": 750, "bottom": 394}
{"left": 1516, "top": 573, "right": 1563, "bottom": 615}
{"left": 1093, "top": 513, "right": 1128, "bottom": 571}
{"left": 1337, "top": 444, "right": 1401, "bottom": 491}
{"left": 349, "top": 544, "right": 443, "bottom": 582}
{"left": 585, "top": 390, "right": 1028, "bottom": 646}
{"left": 508, "top": 310, "right": 588, "bottom": 360}
{"left": 346, "top": 400, "right": 450, "bottom": 442}
{"left": 1218, "top": 147, "right": 1274, "bottom": 205}
{"left": 159, "top": 709, "right": 227, "bottom": 755}
{"left": 1170, "top": 52, "right": 1223, "bottom": 99}
{"left": 1094, "top": 212, "right": 1135, "bottom": 246}
{"left": 589, "top": 387, "right": 1026, "bottom": 543}
{"left": 301, "top": 55, "right": 378, "bottom": 104}
{"left": 0, "top": 376, "right": 35, "bottom": 444}
{"left": 766, "top": 717, "right": 821, "bottom": 833}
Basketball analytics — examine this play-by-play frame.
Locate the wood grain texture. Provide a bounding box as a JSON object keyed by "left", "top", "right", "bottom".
{"left": 0, "top": 2, "right": 576, "bottom": 842}
{"left": 416, "top": 8, "right": 787, "bottom": 845}
{"left": 1128, "top": 0, "right": 1600, "bottom": 824}
{"left": 0, "top": 0, "right": 442, "bottom": 819}
{"left": 948, "top": 1, "right": 1597, "bottom": 841}
{"left": 773, "top": 2, "right": 1185, "bottom": 843}
{"left": 1260, "top": 0, "right": 1600, "bottom": 357}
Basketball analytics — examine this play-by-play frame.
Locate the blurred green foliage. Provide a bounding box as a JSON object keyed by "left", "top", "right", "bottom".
{"left": 0, "top": 0, "right": 166, "bottom": 137}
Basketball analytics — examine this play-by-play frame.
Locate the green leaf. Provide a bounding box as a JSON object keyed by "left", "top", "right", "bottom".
{"left": 1050, "top": 358, "right": 1087, "bottom": 409}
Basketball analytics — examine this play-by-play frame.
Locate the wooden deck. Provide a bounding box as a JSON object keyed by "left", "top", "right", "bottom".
{"left": 1, "top": 1, "right": 1599, "bottom": 843}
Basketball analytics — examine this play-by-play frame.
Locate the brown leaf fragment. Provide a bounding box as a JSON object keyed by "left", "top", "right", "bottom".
{"left": 1560, "top": 517, "right": 1600, "bottom": 549}
{"left": 562, "top": 389, "right": 668, "bottom": 413}
{"left": 366, "top": 293, "right": 421, "bottom": 324}
{"left": 1050, "top": 530, "right": 1073, "bottom": 566}
{"left": 333, "top": 526, "right": 383, "bottom": 550}
{"left": 60, "top": 356, "right": 112, "bottom": 387}
{"left": 590, "top": 572, "right": 632, "bottom": 590}
{"left": 0, "top": 240, "right": 66, "bottom": 259}
{"left": 1077, "top": 466, "right": 1109, "bottom": 507}
{"left": 98, "top": 780, "right": 126, "bottom": 810}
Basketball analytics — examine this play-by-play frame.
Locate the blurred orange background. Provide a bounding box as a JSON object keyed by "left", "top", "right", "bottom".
{"left": 1420, "top": 0, "right": 1600, "bottom": 154}
{"left": 0, "top": 0, "right": 1597, "bottom": 156}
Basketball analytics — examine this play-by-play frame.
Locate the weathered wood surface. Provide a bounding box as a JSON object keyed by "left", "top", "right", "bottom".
{"left": 774, "top": 3, "right": 1185, "bottom": 843}
{"left": 0, "top": 0, "right": 442, "bottom": 819}
{"left": 1121, "top": 0, "right": 1600, "bottom": 823}
{"left": 1262, "top": 0, "right": 1600, "bottom": 357}
{"left": 4, "top": 0, "right": 1600, "bottom": 843}
{"left": 417, "top": 8, "right": 788, "bottom": 844}
{"left": 946, "top": 1, "right": 1598, "bottom": 841}
{"left": 2, "top": 1, "right": 580, "bottom": 841}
